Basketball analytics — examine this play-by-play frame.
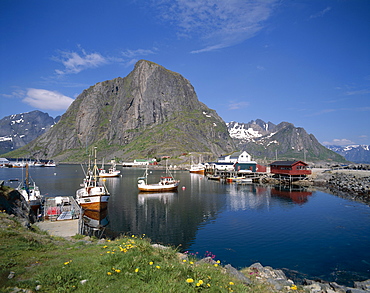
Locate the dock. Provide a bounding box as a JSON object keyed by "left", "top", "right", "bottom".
{"left": 35, "top": 196, "right": 82, "bottom": 237}
{"left": 35, "top": 219, "right": 79, "bottom": 237}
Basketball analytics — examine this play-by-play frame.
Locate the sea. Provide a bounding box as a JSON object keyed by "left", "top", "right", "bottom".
{"left": 1, "top": 164, "right": 370, "bottom": 286}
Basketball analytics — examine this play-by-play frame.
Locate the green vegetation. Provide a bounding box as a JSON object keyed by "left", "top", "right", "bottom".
{"left": 0, "top": 212, "right": 304, "bottom": 293}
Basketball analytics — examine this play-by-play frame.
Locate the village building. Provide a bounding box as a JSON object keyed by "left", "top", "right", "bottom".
{"left": 0, "top": 158, "right": 9, "bottom": 167}
{"left": 269, "top": 160, "right": 311, "bottom": 180}
{"left": 218, "top": 151, "right": 252, "bottom": 163}
{"left": 133, "top": 158, "right": 157, "bottom": 166}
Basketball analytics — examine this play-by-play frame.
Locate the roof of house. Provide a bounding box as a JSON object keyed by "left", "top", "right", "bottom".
{"left": 270, "top": 160, "right": 308, "bottom": 166}
{"left": 235, "top": 161, "right": 257, "bottom": 165}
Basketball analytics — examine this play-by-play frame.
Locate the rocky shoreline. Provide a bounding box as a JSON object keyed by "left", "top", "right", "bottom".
{"left": 312, "top": 169, "right": 370, "bottom": 204}
{"left": 226, "top": 261, "right": 370, "bottom": 293}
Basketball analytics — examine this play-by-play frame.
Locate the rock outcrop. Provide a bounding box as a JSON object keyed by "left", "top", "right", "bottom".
{"left": 0, "top": 184, "right": 36, "bottom": 227}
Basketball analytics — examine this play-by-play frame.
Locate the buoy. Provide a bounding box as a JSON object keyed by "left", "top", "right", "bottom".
{"left": 182, "top": 186, "right": 186, "bottom": 190}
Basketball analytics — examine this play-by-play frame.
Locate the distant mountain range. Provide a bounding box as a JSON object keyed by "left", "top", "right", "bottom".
{"left": 0, "top": 111, "right": 60, "bottom": 155}
{"left": 326, "top": 145, "right": 370, "bottom": 164}
{"left": 0, "top": 60, "right": 356, "bottom": 164}
{"left": 226, "top": 120, "right": 346, "bottom": 163}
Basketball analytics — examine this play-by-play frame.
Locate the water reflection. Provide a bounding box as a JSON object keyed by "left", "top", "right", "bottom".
{"left": 271, "top": 185, "right": 312, "bottom": 204}
{"left": 1, "top": 166, "right": 370, "bottom": 284}
{"left": 82, "top": 209, "right": 109, "bottom": 229}
{"left": 138, "top": 192, "right": 175, "bottom": 205}
{"left": 226, "top": 184, "right": 272, "bottom": 211}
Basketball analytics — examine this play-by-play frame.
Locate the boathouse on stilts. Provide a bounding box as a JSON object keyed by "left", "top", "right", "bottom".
{"left": 269, "top": 160, "right": 312, "bottom": 184}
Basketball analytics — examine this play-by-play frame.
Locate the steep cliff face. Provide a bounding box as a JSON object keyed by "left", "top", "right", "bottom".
{"left": 20, "top": 60, "right": 235, "bottom": 161}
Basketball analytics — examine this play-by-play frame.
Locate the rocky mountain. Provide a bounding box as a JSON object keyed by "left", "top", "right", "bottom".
{"left": 326, "top": 145, "right": 370, "bottom": 164}
{"left": 9, "top": 60, "right": 235, "bottom": 161}
{"left": 0, "top": 111, "right": 59, "bottom": 155}
{"left": 227, "top": 120, "right": 346, "bottom": 163}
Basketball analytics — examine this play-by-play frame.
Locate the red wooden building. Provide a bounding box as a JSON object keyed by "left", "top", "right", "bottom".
{"left": 270, "top": 161, "right": 311, "bottom": 177}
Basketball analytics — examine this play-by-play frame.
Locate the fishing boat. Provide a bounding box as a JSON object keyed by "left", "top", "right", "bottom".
{"left": 76, "top": 148, "right": 110, "bottom": 211}
{"left": 16, "top": 164, "right": 42, "bottom": 214}
{"left": 99, "top": 160, "right": 121, "bottom": 178}
{"left": 189, "top": 156, "right": 205, "bottom": 174}
{"left": 137, "top": 163, "right": 180, "bottom": 192}
{"left": 44, "top": 160, "right": 56, "bottom": 167}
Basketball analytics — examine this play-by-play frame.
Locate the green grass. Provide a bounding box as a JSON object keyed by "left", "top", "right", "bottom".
{"left": 1, "top": 212, "right": 296, "bottom": 293}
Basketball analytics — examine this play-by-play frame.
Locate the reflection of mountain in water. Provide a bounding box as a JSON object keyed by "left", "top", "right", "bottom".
{"left": 106, "top": 172, "right": 226, "bottom": 249}
{"left": 271, "top": 186, "right": 312, "bottom": 205}
{"left": 105, "top": 171, "right": 314, "bottom": 249}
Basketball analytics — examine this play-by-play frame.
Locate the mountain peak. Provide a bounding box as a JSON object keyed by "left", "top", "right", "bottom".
{"left": 8, "top": 60, "right": 235, "bottom": 161}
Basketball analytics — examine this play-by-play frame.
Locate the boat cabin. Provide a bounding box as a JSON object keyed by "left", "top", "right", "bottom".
{"left": 160, "top": 176, "right": 176, "bottom": 185}
{"left": 270, "top": 161, "right": 311, "bottom": 177}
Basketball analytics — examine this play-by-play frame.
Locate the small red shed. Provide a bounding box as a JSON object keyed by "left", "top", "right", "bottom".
{"left": 270, "top": 160, "right": 311, "bottom": 176}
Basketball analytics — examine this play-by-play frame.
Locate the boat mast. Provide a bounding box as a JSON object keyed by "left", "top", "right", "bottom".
{"left": 93, "top": 147, "right": 98, "bottom": 186}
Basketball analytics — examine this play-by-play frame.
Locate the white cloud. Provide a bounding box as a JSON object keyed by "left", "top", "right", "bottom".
{"left": 310, "top": 7, "right": 332, "bottom": 19}
{"left": 154, "top": 0, "right": 278, "bottom": 53}
{"left": 122, "top": 49, "right": 156, "bottom": 58}
{"left": 322, "top": 138, "right": 355, "bottom": 146}
{"left": 228, "top": 101, "right": 249, "bottom": 110}
{"left": 345, "top": 89, "right": 370, "bottom": 96}
{"left": 54, "top": 49, "right": 107, "bottom": 75}
{"left": 23, "top": 89, "right": 74, "bottom": 111}
{"left": 121, "top": 48, "right": 156, "bottom": 67}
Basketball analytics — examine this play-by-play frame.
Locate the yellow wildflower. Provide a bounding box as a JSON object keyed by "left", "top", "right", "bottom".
{"left": 214, "top": 264, "right": 219, "bottom": 267}
{"left": 156, "top": 266, "right": 161, "bottom": 269}
{"left": 229, "top": 282, "right": 234, "bottom": 285}
{"left": 135, "top": 268, "right": 139, "bottom": 273}
{"left": 186, "top": 278, "right": 194, "bottom": 283}
{"left": 190, "top": 261, "right": 194, "bottom": 264}
{"left": 149, "top": 261, "right": 154, "bottom": 265}
{"left": 183, "top": 259, "right": 187, "bottom": 262}
{"left": 198, "top": 280, "right": 204, "bottom": 285}
{"left": 107, "top": 272, "right": 112, "bottom": 275}
{"left": 291, "top": 285, "right": 298, "bottom": 290}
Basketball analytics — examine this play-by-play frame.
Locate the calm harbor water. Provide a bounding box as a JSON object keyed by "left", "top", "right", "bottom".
{"left": 1, "top": 164, "right": 370, "bottom": 285}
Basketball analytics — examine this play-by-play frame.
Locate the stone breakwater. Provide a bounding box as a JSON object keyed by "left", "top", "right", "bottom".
{"left": 323, "top": 172, "right": 370, "bottom": 204}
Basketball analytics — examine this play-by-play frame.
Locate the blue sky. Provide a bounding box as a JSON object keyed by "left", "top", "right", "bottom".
{"left": 1, "top": 0, "right": 369, "bottom": 146}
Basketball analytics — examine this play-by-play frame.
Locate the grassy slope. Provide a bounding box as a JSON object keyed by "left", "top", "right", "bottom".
{"left": 0, "top": 212, "right": 305, "bottom": 293}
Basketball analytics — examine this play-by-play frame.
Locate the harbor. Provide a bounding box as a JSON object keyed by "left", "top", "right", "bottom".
{"left": 1, "top": 162, "right": 370, "bottom": 285}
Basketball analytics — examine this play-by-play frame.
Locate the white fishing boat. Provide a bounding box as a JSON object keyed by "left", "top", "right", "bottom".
{"left": 99, "top": 159, "right": 121, "bottom": 178}
{"left": 44, "top": 160, "right": 56, "bottom": 167}
{"left": 189, "top": 156, "right": 205, "bottom": 174}
{"left": 76, "top": 148, "right": 110, "bottom": 211}
{"left": 16, "top": 164, "right": 42, "bottom": 214}
{"left": 138, "top": 163, "right": 180, "bottom": 192}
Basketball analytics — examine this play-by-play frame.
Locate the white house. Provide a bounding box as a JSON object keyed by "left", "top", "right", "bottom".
{"left": 218, "top": 151, "right": 252, "bottom": 163}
